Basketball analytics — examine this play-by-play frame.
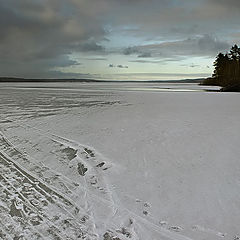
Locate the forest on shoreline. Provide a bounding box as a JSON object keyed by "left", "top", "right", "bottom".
{"left": 202, "top": 44, "right": 240, "bottom": 91}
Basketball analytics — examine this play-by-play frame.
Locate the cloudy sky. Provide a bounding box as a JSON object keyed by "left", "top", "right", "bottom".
{"left": 0, "top": 0, "right": 240, "bottom": 80}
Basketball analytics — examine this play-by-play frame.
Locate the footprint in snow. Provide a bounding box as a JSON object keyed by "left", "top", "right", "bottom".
{"left": 96, "top": 162, "right": 105, "bottom": 168}
{"left": 143, "top": 202, "right": 150, "bottom": 207}
{"left": 77, "top": 162, "right": 88, "bottom": 176}
{"left": 83, "top": 147, "right": 95, "bottom": 158}
{"left": 168, "top": 226, "right": 183, "bottom": 232}
{"left": 159, "top": 221, "right": 168, "bottom": 226}
{"left": 143, "top": 210, "right": 148, "bottom": 216}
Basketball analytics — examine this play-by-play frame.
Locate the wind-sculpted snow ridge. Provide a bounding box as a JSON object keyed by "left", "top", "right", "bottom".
{"left": 0, "top": 119, "right": 199, "bottom": 240}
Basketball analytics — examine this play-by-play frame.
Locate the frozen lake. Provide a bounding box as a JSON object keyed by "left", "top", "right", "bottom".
{"left": 0, "top": 82, "right": 239, "bottom": 240}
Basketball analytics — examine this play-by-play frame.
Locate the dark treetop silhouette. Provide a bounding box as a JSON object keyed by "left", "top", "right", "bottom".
{"left": 202, "top": 44, "right": 240, "bottom": 91}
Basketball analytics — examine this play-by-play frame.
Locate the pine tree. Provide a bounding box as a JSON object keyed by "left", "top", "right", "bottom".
{"left": 204, "top": 44, "right": 240, "bottom": 88}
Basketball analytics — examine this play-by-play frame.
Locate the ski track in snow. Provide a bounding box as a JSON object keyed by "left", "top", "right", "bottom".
{"left": 0, "top": 117, "right": 198, "bottom": 240}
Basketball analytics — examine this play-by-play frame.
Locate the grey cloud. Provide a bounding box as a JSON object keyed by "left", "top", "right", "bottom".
{"left": 78, "top": 41, "right": 105, "bottom": 52}
{"left": 0, "top": 55, "right": 82, "bottom": 78}
{"left": 138, "top": 52, "right": 152, "bottom": 58}
{"left": 133, "top": 35, "right": 230, "bottom": 60}
{"left": 85, "top": 57, "right": 107, "bottom": 61}
{"left": 123, "top": 46, "right": 139, "bottom": 55}
{"left": 108, "top": 0, "right": 240, "bottom": 43}
{"left": 126, "top": 35, "right": 230, "bottom": 65}
{"left": 129, "top": 60, "right": 163, "bottom": 64}
{"left": 190, "top": 64, "right": 200, "bottom": 68}
{"left": 109, "top": 64, "right": 128, "bottom": 68}
{"left": 198, "top": 34, "right": 229, "bottom": 52}
{"left": 123, "top": 34, "right": 230, "bottom": 63}
{"left": 123, "top": 47, "right": 152, "bottom": 58}
{"left": 169, "top": 25, "right": 199, "bottom": 35}
{"left": 0, "top": 0, "right": 239, "bottom": 78}
{"left": 209, "top": 0, "right": 240, "bottom": 8}
{"left": 117, "top": 65, "right": 128, "bottom": 68}
{"left": 180, "top": 63, "right": 200, "bottom": 68}
{"left": 0, "top": 0, "right": 107, "bottom": 77}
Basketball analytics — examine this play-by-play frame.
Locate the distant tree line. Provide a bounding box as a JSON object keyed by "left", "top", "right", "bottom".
{"left": 202, "top": 44, "right": 240, "bottom": 90}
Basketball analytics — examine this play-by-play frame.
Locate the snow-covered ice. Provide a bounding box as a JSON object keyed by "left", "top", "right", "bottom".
{"left": 0, "top": 82, "right": 239, "bottom": 240}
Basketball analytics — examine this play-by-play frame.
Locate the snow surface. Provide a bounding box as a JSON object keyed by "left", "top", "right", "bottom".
{"left": 0, "top": 82, "right": 239, "bottom": 240}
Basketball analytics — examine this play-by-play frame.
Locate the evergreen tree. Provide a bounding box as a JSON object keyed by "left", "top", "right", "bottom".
{"left": 203, "top": 44, "right": 240, "bottom": 88}
{"left": 229, "top": 44, "right": 240, "bottom": 60}
{"left": 229, "top": 45, "right": 240, "bottom": 86}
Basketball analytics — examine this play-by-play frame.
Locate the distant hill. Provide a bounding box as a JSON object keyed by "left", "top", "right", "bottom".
{"left": 0, "top": 77, "right": 101, "bottom": 83}
{"left": 0, "top": 77, "right": 205, "bottom": 83}
{"left": 147, "top": 78, "right": 205, "bottom": 83}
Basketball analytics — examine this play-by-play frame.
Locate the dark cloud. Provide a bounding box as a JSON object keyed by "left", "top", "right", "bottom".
{"left": 109, "top": 64, "right": 128, "bottom": 68}
{"left": 0, "top": 0, "right": 107, "bottom": 77}
{"left": 117, "top": 65, "right": 128, "bottom": 68}
{"left": 78, "top": 41, "right": 105, "bottom": 52}
{"left": 123, "top": 46, "right": 139, "bottom": 55}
